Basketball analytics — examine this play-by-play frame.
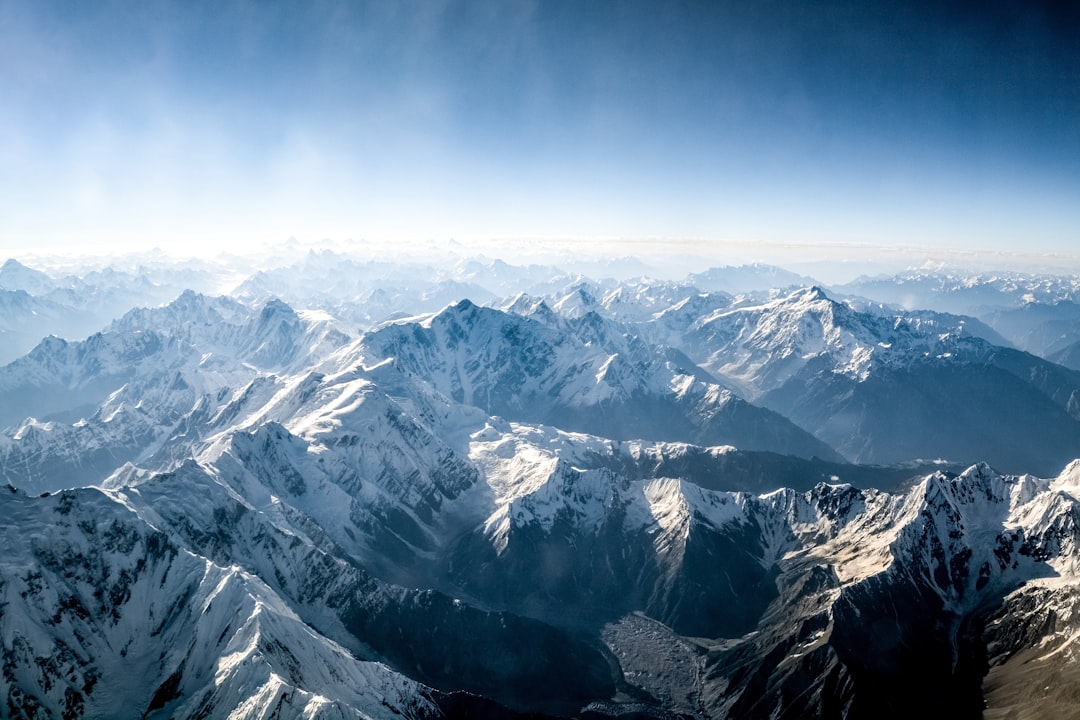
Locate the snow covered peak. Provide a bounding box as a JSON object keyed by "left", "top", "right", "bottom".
{"left": 257, "top": 296, "right": 300, "bottom": 324}
{"left": 229, "top": 298, "right": 350, "bottom": 372}
{"left": 0, "top": 258, "right": 55, "bottom": 295}
{"left": 551, "top": 285, "right": 600, "bottom": 318}
{"left": 500, "top": 292, "right": 559, "bottom": 325}
{"left": 689, "top": 285, "right": 997, "bottom": 395}
{"left": 110, "top": 290, "right": 251, "bottom": 338}
{"left": 1051, "top": 458, "right": 1080, "bottom": 496}
{"left": 0, "top": 481, "right": 440, "bottom": 719}
{"left": 356, "top": 301, "right": 838, "bottom": 458}
{"left": 838, "top": 268, "right": 1080, "bottom": 315}
{"left": 791, "top": 285, "right": 829, "bottom": 303}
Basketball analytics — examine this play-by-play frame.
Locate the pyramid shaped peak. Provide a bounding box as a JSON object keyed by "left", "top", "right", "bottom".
{"left": 791, "top": 285, "right": 830, "bottom": 302}
{"left": 260, "top": 297, "right": 297, "bottom": 315}
{"left": 0, "top": 258, "right": 53, "bottom": 293}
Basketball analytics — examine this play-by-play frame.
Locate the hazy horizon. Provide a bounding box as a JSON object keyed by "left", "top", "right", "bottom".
{"left": 5, "top": 234, "right": 1080, "bottom": 288}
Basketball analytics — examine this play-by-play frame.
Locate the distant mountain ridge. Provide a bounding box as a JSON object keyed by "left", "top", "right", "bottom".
{"left": 662, "top": 286, "right": 1080, "bottom": 474}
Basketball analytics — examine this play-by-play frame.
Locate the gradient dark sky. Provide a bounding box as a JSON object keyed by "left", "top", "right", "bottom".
{"left": 2, "top": 0, "right": 1078, "bottom": 258}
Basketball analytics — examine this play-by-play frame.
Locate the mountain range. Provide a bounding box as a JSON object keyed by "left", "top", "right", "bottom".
{"left": 3, "top": 253, "right": 1080, "bottom": 719}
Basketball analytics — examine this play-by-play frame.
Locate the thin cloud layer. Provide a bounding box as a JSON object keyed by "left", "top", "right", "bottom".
{"left": 1, "top": 0, "right": 1077, "bottom": 258}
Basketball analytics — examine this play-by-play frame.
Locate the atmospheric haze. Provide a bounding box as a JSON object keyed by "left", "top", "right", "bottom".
{"left": 2, "top": 0, "right": 1079, "bottom": 264}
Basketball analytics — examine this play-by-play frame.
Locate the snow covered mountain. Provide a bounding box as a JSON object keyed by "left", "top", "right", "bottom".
{"left": 702, "top": 461, "right": 1080, "bottom": 719}
{"left": 447, "top": 438, "right": 1080, "bottom": 719}
{"left": 673, "top": 286, "right": 1080, "bottom": 474}
{"left": 0, "top": 258, "right": 57, "bottom": 296}
{"left": 6, "top": 254, "right": 1080, "bottom": 719}
{"left": 9, "top": 425, "right": 1080, "bottom": 718}
{"left": 0, "top": 484, "right": 440, "bottom": 720}
{"left": 357, "top": 299, "right": 840, "bottom": 461}
{"left": 832, "top": 270, "right": 1080, "bottom": 365}
{"left": 0, "top": 258, "right": 227, "bottom": 365}
{"left": 836, "top": 268, "right": 1080, "bottom": 317}
{"left": 228, "top": 252, "right": 575, "bottom": 330}
{"left": 0, "top": 293, "right": 352, "bottom": 492}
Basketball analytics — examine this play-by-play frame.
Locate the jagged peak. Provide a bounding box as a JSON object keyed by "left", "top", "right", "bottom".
{"left": 173, "top": 287, "right": 203, "bottom": 303}
{"left": 252, "top": 419, "right": 293, "bottom": 438}
{"left": 1057, "top": 458, "right": 1080, "bottom": 484}
{"left": 166, "top": 288, "right": 243, "bottom": 315}
{"left": 913, "top": 462, "right": 1016, "bottom": 513}
{"left": 429, "top": 299, "right": 547, "bottom": 339}
{"left": 570, "top": 284, "right": 597, "bottom": 304}
{"left": 258, "top": 297, "right": 299, "bottom": 321}
{"left": 422, "top": 297, "right": 489, "bottom": 329}
{"left": 779, "top": 285, "right": 833, "bottom": 306}
{"left": 110, "top": 290, "right": 250, "bottom": 338}
{"left": 0, "top": 259, "right": 55, "bottom": 296}
{"left": 502, "top": 291, "right": 532, "bottom": 309}
{"left": 33, "top": 334, "right": 70, "bottom": 352}
{"left": 502, "top": 292, "right": 555, "bottom": 321}
{"left": 551, "top": 285, "right": 599, "bottom": 316}
{"left": 224, "top": 420, "right": 304, "bottom": 456}
{"left": 453, "top": 297, "right": 478, "bottom": 312}
{"left": 0, "top": 258, "right": 47, "bottom": 276}
{"left": 957, "top": 460, "right": 1003, "bottom": 482}
{"left": 573, "top": 307, "right": 608, "bottom": 327}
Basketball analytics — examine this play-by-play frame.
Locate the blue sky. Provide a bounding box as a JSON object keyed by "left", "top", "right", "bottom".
{"left": 2, "top": 0, "right": 1078, "bottom": 262}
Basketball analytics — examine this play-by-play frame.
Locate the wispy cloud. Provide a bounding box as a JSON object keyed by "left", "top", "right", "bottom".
{"left": 1, "top": 0, "right": 1077, "bottom": 260}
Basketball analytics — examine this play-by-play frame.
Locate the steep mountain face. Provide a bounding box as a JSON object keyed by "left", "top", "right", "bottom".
{"left": 108, "top": 291, "right": 353, "bottom": 375}
{"left": 2, "top": 430, "right": 1077, "bottom": 719}
{"left": 0, "top": 485, "right": 440, "bottom": 720}
{"left": 680, "top": 287, "right": 982, "bottom": 395}
{"left": 110, "top": 456, "right": 614, "bottom": 717}
{"left": 981, "top": 583, "right": 1080, "bottom": 719}
{"left": 644, "top": 290, "right": 737, "bottom": 344}
{"left": 677, "top": 287, "right": 1080, "bottom": 474}
{"left": 447, "top": 443, "right": 1080, "bottom": 718}
{"left": 107, "top": 289, "right": 253, "bottom": 343}
{"left": 447, "top": 460, "right": 782, "bottom": 639}
{"left": 0, "top": 259, "right": 56, "bottom": 296}
{"left": 0, "top": 291, "right": 262, "bottom": 431}
{"left": 703, "top": 462, "right": 1080, "bottom": 720}
{"left": 198, "top": 384, "right": 483, "bottom": 586}
{"left": 359, "top": 299, "right": 840, "bottom": 461}
{"left": 0, "top": 304, "right": 633, "bottom": 714}
{"left": 0, "top": 330, "right": 188, "bottom": 429}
